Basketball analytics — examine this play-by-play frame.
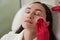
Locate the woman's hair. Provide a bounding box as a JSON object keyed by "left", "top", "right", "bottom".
{"left": 15, "top": 2, "right": 56, "bottom": 40}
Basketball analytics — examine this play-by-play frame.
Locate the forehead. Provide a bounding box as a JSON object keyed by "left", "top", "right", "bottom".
{"left": 27, "top": 3, "right": 45, "bottom": 11}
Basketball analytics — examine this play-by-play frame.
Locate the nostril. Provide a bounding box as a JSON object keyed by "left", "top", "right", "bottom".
{"left": 27, "top": 13, "right": 34, "bottom": 19}
{"left": 30, "top": 16, "right": 34, "bottom": 19}
{"left": 27, "top": 16, "right": 34, "bottom": 20}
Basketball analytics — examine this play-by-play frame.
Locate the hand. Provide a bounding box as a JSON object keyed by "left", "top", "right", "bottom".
{"left": 36, "top": 18, "right": 50, "bottom": 40}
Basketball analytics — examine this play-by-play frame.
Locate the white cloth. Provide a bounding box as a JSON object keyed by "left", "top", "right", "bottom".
{"left": 0, "top": 30, "right": 36, "bottom": 40}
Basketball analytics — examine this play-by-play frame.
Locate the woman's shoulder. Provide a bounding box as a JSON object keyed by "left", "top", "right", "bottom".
{"left": 0, "top": 30, "right": 24, "bottom": 40}
{"left": 0, "top": 31, "right": 17, "bottom": 40}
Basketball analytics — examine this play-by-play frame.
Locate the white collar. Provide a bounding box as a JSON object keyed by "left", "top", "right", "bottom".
{"left": 14, "top": 30, "right": 36, "bottom": 40}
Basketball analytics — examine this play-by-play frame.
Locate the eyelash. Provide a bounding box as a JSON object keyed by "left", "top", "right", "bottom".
{"left": 26, "top": 11, "right": 30, "bottom": 14}
{"left": 34, "top": 13, "right": 40, "bottom": 16}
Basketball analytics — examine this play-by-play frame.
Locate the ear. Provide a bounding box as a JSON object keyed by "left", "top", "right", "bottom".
{"left": 46, "top": 21, "right": 50, "bottom": 27}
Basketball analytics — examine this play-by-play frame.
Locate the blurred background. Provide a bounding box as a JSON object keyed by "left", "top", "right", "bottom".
{"left": 0, "top": 0, "right": 20, "bottom": 38}
{"left": 0, "top": 0, "right": 60, "bottom": 38}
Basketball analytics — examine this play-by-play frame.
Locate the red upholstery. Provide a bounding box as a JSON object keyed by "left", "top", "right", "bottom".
{"left": 52, "top": 6, "right": 60, "bottom": 12}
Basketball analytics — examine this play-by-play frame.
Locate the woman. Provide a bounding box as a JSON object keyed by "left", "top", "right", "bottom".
{"left": 1, "top": 2, "right": 56, "bottom": 40}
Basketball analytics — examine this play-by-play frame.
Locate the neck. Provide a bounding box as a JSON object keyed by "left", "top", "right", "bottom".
{"left": 23, "top": 29, "right": 36, "bottom": 40}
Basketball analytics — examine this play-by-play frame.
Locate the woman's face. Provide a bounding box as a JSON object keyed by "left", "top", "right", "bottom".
{"left": 22, "top": 3, "right": 47, "bottom": 31}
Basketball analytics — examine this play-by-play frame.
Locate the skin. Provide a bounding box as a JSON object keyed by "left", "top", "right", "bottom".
{"left": 21, "top": 3, "right": 50, "bottom": 40}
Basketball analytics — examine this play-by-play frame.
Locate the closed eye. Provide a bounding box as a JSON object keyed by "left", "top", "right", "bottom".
{"left": 25, "top": 7, "right": 32, "bottom": 14}
{"left": 25, "top": 9, "right": 30, "bottom": 14}
{"left": 34, "top": 13, "right": 40, "bottom": 16}
{"left": 34, "top": 11, "right": 41, "bottom": 16}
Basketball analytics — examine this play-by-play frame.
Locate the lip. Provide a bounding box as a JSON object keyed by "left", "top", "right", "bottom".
{"left": 24, "top": 20, "right": 32, "bottom": 24}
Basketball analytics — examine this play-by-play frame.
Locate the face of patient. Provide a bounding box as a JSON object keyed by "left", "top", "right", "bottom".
{"left": 22, "top": 3, "right": 47, "bottom": 31}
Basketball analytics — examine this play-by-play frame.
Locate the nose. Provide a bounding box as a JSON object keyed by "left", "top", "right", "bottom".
{"left": 27, "top": 12, "right": 34, "bottom": 19}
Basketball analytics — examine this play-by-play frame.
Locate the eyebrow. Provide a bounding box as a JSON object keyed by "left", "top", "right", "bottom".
{"left": 35, "top": 9, "right": 42, "bottom": 12}
{"left": 26, "top": 7, "right": 31, "bottom": 9}
{"left": 26, "top": 7, "right": 42, "bottom": 12}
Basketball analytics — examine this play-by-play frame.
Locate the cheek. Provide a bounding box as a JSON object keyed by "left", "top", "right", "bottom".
{"left": 22, "top": 15, "right": 26, "bottom": 26}
{"left": 33, "top": 16, "right": 46, "bottom": 24}
{"left": 32, "top": 16, "right": 45, "bottom": 27}
{"left": 22, "top": 14, "right": 27, "bottom": 21}
{"left": 33, "top": 17, "right": 41, "bottom": 23}
{"left": 32, "top": 17, "right": 40, "bottom": 27}
{"left": 22, "top": 16, "right": 25, "bottom": 23}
